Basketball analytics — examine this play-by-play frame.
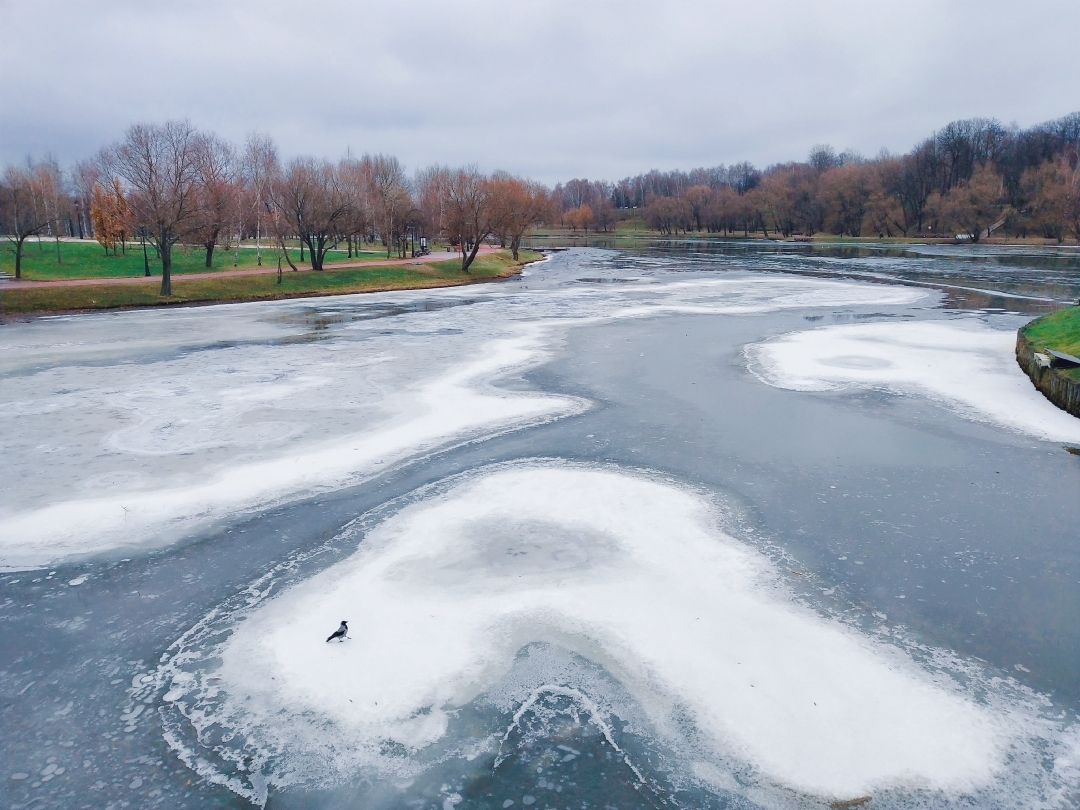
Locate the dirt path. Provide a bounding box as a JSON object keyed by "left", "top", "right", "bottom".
{"left": 1, "top": 246, "right": 497, "bottom": 289}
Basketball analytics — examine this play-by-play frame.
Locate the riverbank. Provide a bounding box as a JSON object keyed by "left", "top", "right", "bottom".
{"left": 0, "top": 250, "right": 538, "bottom": 318}
{"left": 1016, "top": 306, "right": 1080, "bottom": 418}
{"left": 528, "top": 218, "right": 1079, "bottom": 247}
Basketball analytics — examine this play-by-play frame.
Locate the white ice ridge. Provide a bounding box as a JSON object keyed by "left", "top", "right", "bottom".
{"left": 0, "top": 327, "right": 584, "bottom": 571}
{"left": 206, "top": 465, "right": 1007, "bottom": 802}
{"left": 747, "top": 319, "right": 1080, "bottom": 444}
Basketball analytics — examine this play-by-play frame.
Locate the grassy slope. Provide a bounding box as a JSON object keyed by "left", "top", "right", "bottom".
{"left": 1, "top": 251, "right": 538, "bottom": 316}
{"left": 1, "top": 239, "right": 386, "bottom": 280}
{"left": 1022, "top": 307, "right": 1080, "bottom": 381}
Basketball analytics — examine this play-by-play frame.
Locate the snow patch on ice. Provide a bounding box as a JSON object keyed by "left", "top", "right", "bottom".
{"left": 0, "top": 327, "right": 584, "bottom": 571}
{"left": 159, "top": 463, "right": 1073, "bottom": 804}
{"left": 0, "top": 275, "right": 924, "bottom": 570}
{"left": 746, "top": 319, "right": 1080, "bottom": 443}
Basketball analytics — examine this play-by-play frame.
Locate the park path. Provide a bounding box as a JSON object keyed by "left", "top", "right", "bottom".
{"left": 0, "top": 245, "right": 498, "bottom": 289}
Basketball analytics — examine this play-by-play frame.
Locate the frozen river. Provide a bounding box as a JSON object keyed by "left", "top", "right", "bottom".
{"left": 2, "top": 242, "right": 1079, "bottom": 809}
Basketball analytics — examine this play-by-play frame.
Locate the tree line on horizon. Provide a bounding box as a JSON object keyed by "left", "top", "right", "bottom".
{"left": 552, "top": 112, "right": 1080, "bottom": 242}
{"left": 2, "top": 112, "right": 1079, "bottom": 295}
{"left": 0, "top": 124, "right": 550, "bottom": 294}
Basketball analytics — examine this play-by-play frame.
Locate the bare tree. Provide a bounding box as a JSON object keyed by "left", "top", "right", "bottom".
{"left": 338, "top": 157, "right": 374, "bottom": 257}
{"left": 243, "top": 133, "right": 278, "bottom": 267}
{"left": 491, "top": 173, "right": 550, "bottom": 259}
{"left": 1020, "top": 158, "right": 1075, "bottom": 242}
{"left": 34, "top": 157, "right": 68, "bottom": 264}
{"left": 100, "top": 121, "right": 203, "bottom": 295}
{"left": 368, "top": 154, "right": 410, "bottom": 259}
{"left": 808, "top": 144, "right": 841, "bottom": 173}
{"left": 684, "top": 185, "right": 712, "bottom": 232}
{"left": 442, "top": 167, "right": 501, "bottom": 272}
{"left": 0, "top": 160, "right": 58, "bottom": 278}
{"left": 821, "top": 164, "right": 872, "bottom": 237}
{"left": 271, "top": 157, "right": 352, "bottom": 271}
{"left": 414, "top": 164, "right": 451, "bottom": 245}
{"left": 930, "top": 165, "right": 1007, "bottom": 241}
{"left": 191, "top": 134, "right": 240, "bottom": 268}
{"left": 71, "top": 160, "right": 100, "bottom": 240}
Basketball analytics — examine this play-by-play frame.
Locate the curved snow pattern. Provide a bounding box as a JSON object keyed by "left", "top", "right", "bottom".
{"left": 747, "top": 319, "right": 1080, "bottom": 444}
{"left": 0, "top": 275, "right": 923, "bottom": 570}
{"left": 158, "top": 464, "right": 1073, "bottom": 806}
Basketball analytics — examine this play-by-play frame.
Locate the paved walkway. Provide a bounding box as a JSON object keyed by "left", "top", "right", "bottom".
{"left": 0, "top": 246, "right": 496, "bottom": 289}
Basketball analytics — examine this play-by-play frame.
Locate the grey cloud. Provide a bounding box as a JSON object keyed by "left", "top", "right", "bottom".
{"left": 2, "top": 0, "right": 1078, "bottom": 182}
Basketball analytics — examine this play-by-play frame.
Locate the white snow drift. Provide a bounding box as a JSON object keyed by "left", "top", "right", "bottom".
{"left": 747, "top": 319, "right": 1080, "bottom": 444}
{"left": 0, "top": 326, "right": 582, "bottom": 570}
{"left": 199, "top": 465, "right": 1008, "bottom": 803}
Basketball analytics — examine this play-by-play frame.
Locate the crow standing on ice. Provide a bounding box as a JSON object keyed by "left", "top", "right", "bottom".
{"left": 326, "top": 620, "right": 348, "bottom": 643}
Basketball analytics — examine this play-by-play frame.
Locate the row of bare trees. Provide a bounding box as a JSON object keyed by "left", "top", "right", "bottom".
{"left": 6, "top": 112, "right": 1079, "bottom": 291}
{"left": 0, "top": 122, "right": 554, "bottom": 293}
{"left": 553, "top": 112, "right": 1080, "bottom": 242}
{"left": 627, "top": 157, "right": 1077, "bottom": 242}
{"left": 0, "top": 158, "right": 69, "bottom": 276}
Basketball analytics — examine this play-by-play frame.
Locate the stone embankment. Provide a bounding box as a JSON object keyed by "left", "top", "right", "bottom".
{"left": 1016, "top": 331, "right": 1080, "bottom": 417}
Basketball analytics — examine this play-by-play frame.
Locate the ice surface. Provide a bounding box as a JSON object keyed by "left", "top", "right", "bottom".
{"left": 747, "top": 319, "right": 1080, "bottom": 443}
{"left": 184, "top": 464, "right": 1023, "bottom": 802}
{"left": 0, "top": 326, "right": 582, "bottom": 570}
{"left": 0, "top": 273, "right": 925, "bottom": 570}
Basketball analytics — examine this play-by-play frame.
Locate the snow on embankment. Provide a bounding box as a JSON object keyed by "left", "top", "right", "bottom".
{"left": 747, "top": 319, "right": 1080, "bottom": 444}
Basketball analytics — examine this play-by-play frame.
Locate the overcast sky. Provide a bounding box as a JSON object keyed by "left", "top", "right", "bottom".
{"left": 1, "top": 0, "right": 1078, "bottom": 183}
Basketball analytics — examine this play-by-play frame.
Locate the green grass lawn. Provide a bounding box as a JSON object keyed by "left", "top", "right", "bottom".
{"left": 1, "top": 250, "right": 539, "bottom": 315}
{"left": 1, "top": 238, "right": 387, "bottom": 280}
{"left": 1022, "top": 306, "right": 1080, "bottom": 381}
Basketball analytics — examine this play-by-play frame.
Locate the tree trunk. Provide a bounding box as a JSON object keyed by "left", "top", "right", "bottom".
{"left": 159, "top": 232, "right": 173, "bottom": 296}
{"left": 13, "top": 236, "right": 26, "bottom": 279}
{"left": 461, "top": 238, "right": 482, "bottom": 273}
{"left": 277, "top": 255, "right": 283, "bottom": 284}
{"left": 510, "top": 234, "right": 521, "bottom": 261}
{"left": 279, "top": 237, "right": 299, "bottom": 271}
{"left": 205, "top": 238, "right": 216, "bottom": 268}
{"left": 55, "top": 235, "right": 62, "bottom": 264}
{"left": 142, "top": 235, "right": 151, "bottom": 276}
{"left": 299, "top": 239, "right": 305, "bottom": 262}
{"left": 305, "top": 235, "right": 323, "bottom": 271}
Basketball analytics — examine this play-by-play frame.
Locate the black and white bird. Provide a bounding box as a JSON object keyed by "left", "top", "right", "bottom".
{"left": 326, "top": 620, "right": 348, "bottom": 643}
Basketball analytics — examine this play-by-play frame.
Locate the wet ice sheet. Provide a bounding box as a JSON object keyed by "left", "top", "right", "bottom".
{"left": 161, "top": 464, "right": 1073, "bottom": 805}
{"left": 747, "top": 319, "right": 1080, "bottom": 444}
{"left": 0, "top": 272, "right": 924, "bottom": 570}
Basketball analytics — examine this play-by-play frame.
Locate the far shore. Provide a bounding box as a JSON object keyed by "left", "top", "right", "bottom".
{"left": 528, "top": 229, "right": 1080, "bottom": 248}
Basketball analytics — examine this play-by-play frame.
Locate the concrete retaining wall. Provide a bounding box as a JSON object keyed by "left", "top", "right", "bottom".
{"left": 1016, "top": 331, "right": 1080, "bottom": 418}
